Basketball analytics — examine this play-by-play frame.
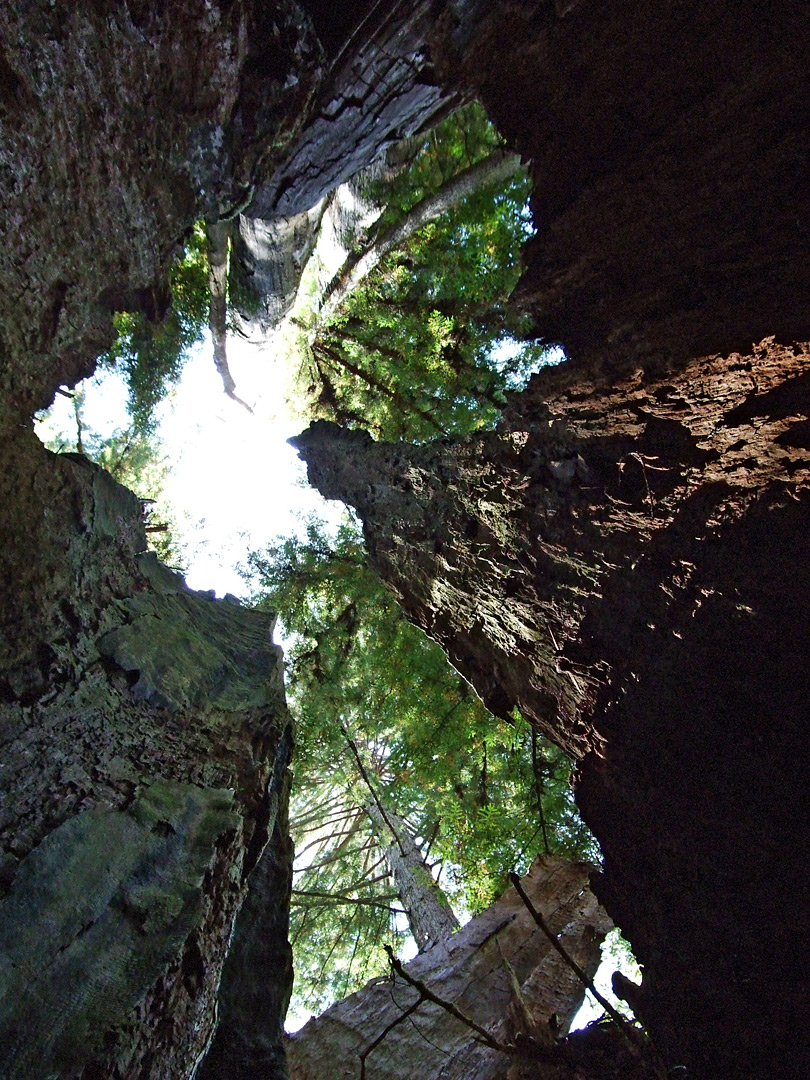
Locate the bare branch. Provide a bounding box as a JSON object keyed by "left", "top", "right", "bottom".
{"left": 384, "top": 946, "right": 510, "bottom": 1056}
{"left": 508, "top": 871, "right": 643, "bottom": 1052}
{"left": 359, "top": 996, "right": 424, "bottom": 1080}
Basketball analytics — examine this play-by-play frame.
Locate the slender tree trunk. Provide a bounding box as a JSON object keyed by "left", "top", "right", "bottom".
{"left": 341, "top": 725, "right": 459, "bottom": 949}
{"left": 317, "top": 148, "right": 522, "bottom": 324}
{"left": 207, "top": 220, "right": 253, "bottom": 414}
{"left": 364, "top": 800, "right": 459, "bottom": 950}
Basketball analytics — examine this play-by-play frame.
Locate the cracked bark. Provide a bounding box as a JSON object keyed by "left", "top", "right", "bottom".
{"left": 287, "top": 856, "right": 614, "bottom": 1080}
{"left": 2, "top": 2, "right": 809, "bottom": 1077}
{"left": 293, "top": 338, "right": 810, "bottom": 1078}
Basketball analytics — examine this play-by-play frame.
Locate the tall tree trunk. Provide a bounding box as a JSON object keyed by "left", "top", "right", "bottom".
{"left": 341, "top": 725, "right": 459, "bottom": 949}
{"left": 292, "top": 335, "right": 810, "bottom": 1078}
{"left": 207, "top": 220, "right": 253, "bottom": 414}
{"left": 317, "top": 148, "right": 522, "bottom": 325}
{"left": 287, "top": 856, "right": 619, "bottom": 1080}
{"left": 364, "top": 800, "right": 459, "bottom": 951}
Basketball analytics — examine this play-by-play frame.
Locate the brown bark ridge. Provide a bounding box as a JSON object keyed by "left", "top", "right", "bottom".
{"left": 290, "top": 7, "right": 810, "bottom": 1075}
{"left": 0, "top": 1, "right": 462, "bottom": 423}
{"left": 230, "top": 0, "right": 463, "bottom": 333}
{"left": 246, "top": 0, "right": 463, "bottom": 221}
{"left": 0, "top": 1, "right": 325, "bottom": 420}
{"left": 292, "top": 336, "right": 810, "bottom": 1078}
{"left": 286, "top": 856, "right": 613, "bottom": 1080}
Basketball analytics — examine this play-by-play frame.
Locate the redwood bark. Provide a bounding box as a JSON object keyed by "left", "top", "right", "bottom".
{"left": 0, "top": 4, "right": 465, "bottom": 1077}
{"left": 0, "top": 432, "right": 291, "bottom": 1080}
{"left": 292, "top": 338, "right": 810, "bottom": 1078}
{"left": 2, "top": 3, "right": 810, "bottom": 1078}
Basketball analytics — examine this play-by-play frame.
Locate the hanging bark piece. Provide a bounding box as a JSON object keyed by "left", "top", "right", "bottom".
{"left": 286, "top": 855, "right": 612, "bottom": 1080}
{"left": 207, "top": 220, "right": 254, "bottom": 415}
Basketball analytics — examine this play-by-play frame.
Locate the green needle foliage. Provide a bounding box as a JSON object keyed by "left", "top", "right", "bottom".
{"left": 244, "top": 515, "right": 597, "bottom": 1014}
{"left": 299, "top": 102, "right": 552, "bottom": 441}
{"left": 37, "top": 387, "right": 189, "bottom": 567}
{"left": 99, "top": 223, "right": 210, "bottom": 433}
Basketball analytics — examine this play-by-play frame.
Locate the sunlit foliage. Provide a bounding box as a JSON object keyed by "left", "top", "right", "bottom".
{"left": 244, "top": 516, "right": 596, "bottom": 1014}
{"left": 298, "top": 103, "right": 552, "bottom": 441}
{"left": 99, "top": 224, "right": 209, "bottom": 433}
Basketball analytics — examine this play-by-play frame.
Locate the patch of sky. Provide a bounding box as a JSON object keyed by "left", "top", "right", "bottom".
{"left": 570, "top": 927, "right": 642, "bottom": 1031}
{"left": 490, "top": 337, "right": 565, "bottom": 390}
{"left": 35, "top": 331, "right": 345, "bottom": 600}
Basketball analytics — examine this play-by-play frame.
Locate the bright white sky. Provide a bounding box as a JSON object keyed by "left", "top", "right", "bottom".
{"left": 37, "top": 330, "right": 345, "bottom": 599}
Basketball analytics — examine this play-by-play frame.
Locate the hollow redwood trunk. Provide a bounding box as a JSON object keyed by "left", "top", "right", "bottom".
{"left": 292, "top": 337, "right": 810, "bottom": 1078}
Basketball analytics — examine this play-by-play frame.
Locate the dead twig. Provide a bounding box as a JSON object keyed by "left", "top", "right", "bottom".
{"left": 359, "top": 996, "right": 423, "bottom": 1080}
{"left": 508, "top": 872, "right": 643, "bottom": 1054}
{"left": 384, "top": 945, "right": 509, "bottom": 1055}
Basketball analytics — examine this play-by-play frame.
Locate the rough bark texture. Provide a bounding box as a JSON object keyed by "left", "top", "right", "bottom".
{"left": 287, "top": 856, "right": 613, "bottom": 1080}
{"left": 231, "top": 136, "right": 424, "bottom": 333}
{"left": 245, "top": 0, "right": 462, "bottom": 221}
{"left": 230, "top": 0, "right": 464, "bottom": 333}
{"left": 0, "top": 3, "right": 467, "bottom": 1077}
{"left": 294, "top": 337, "right": 810, "bottom": 1077}
{"left": 0, "top": 1, "right": 324, "bottom": 420}
{"left": 0, "top": 433, "right": 291, "bottom": 1079}
{"left": 3, "top": 1, "right": 810, "bottom": 1077}
{"left": 195, "top": 729, "right": 295, "bottom": 1080}
{"left": 436, "top": 0, "right": 810, "bottom": 373}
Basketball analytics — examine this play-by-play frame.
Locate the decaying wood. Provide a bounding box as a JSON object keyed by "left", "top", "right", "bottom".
{"left": 287, "top": 856, "right": 612, "bottom": 1080}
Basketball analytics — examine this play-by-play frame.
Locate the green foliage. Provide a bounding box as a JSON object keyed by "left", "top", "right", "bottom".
{"left": 100, "top": 224, "right": 209, "bottom": 433}
{"left": 288, "top": 787, "right": 409, "bottom": 1016}
{"left": 37, "top": 388, "right": 188, "bottom": 567}
{"left": 244, "top": 515, "right": 597, "bottom": 1014}
{"left": 360, "top": 102, "right": 505, "bottom": 227}
{"left": 299, "top": 103, "right": 552, "bottom": 441}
